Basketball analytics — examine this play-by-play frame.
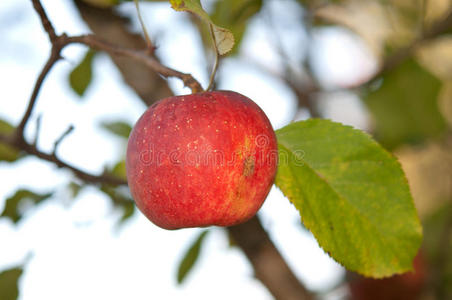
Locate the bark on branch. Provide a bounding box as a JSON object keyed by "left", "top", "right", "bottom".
{"left": 228, "top": 217, "right": 313, "bottom": 300}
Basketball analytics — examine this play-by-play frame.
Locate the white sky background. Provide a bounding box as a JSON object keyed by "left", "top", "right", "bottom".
{"left": 0, "top": 0, "right": 376, "bottom": 299}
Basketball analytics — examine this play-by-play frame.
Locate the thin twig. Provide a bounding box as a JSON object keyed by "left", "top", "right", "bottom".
{"left": 66, "top": 35, "right": 203, "bottom": 93}
{"left": 15, "top": 43, "right": 62, "bottom": 141}
{"left": 20, "top": 0, "right": 203, "bottom": 143}
{"left": 133, "top": 0, "right": 154, "bottom": 54}
{"left": 30, "top": 0, "right": 202, "bottom": 95}
{"left": 31, "top": 0, "right": 57, "bottom": 42}
{"left": 53, "top": 125, "right": 74, "bottom": 155}
{"left": 206, "top": 24, "right": 219, "bottom": 91}
{"left": 0, "top": 132, "right": 126, "bottom": 186}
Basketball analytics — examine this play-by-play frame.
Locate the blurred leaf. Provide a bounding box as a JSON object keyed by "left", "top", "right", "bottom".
{"left": 364, "top": 59, "right": 446, "bottom": 150}
{"left": 1, "top": 189, "right": 53, "bottom": 223}
{"left": 99, "top": 168, "right": 131, "bottom": 224}
{"left": 100, "top": 121, "right": 132, "bottom": 139}
{"left": 68, "top": 182, "right": 83, "bottom": 199}
{"left": 100, "top": 184, "right": 135, "bottom": 224}
{"left": 0, "top": 267, "right": 23, "bottom": 300}
{"left": 297, "top": 0, "right": 343, "bottom": 6}
{"left": 69, "top": 50, "right": 96, "bottom": 97}
{"left": 0, "top": 120, "right": 14, "bottom": 134}
{"left": 119, "top": 202, "right": 135, "bottom": 224}
{"left": 0, "top": 120, "right": 21, "bottom": 162}
{"left": 170, "top": 0, "right": 235, "bottom": 55}
{"left": 177, "top": 229, "right": 209, "bottom": 284}
{"left": 80, "top": 0, "right": 119, "bottom": 7}
{"left": 209, "top": 0, "right": 262, "bottom": 54}
{"left": 227, "top": 230, "right": 237, "bottom": 248}
{"left": 111, "top": 160, "right": 127, "bottom": 180}
{"left": 275, "top": 119, "right": 423, "bottom": 278}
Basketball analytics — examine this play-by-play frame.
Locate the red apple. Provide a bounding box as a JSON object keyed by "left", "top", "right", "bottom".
{"left": 126, "top": 91, "right": 278, "bottom": 229}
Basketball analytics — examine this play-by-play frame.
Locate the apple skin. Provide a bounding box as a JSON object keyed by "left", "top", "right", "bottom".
{"left": 126, "top": 91, "right": 278, "bottom": 229}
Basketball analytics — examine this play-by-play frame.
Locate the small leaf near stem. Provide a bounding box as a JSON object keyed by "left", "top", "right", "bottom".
{"left": 207, "top": 23, "right": 219, "bottom": 91}
{"left": 133, "top": 0, "right": 154, "bottom": 53}
{"left": 169, "top": 0, "right": 235, "bottom": 92}
{"left": 169, "top": 0, "right": 235, "bottom": 55}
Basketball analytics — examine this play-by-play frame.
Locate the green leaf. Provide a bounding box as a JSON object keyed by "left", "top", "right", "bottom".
{"left": 177, "top": 229, "right": 209, "bottom": 284}
{"left": 275, "top": 119, "right": 422, "bottom": 278}
{"left": 363, "top": 59, "right": 446, "bottom": 150}
{"left": 210, "top": 0, "right": 262, "bottom": 54}
{"left": 0, "top": 267, "right": 23, "bottom": 300}
{"left": 0, "top": 120, "right": 21, "bottom": 162}
{"left": 100, "top": 121, "right": 132, "bottom": 139}
{"left": 1, "top": 189, "right": 53, "bottom": 223}
{"left": 170, "top": 0, "right": 235, "bottom": 55}
{"left": 69, "top": 50, "right": 96, "bottom": 97}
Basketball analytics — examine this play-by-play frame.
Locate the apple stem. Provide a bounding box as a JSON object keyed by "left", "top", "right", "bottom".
{"left": 133, "top": 0, "right": 154, "bottom": 54}
{"left": 206, "top": 23, "right": 219, "bottom": 91}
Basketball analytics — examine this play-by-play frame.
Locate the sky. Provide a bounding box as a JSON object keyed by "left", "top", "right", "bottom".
{"left": 0, "top": 0, "right": 376, "bottom": 299}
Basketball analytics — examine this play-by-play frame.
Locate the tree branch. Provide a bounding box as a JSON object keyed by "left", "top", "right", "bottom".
{"left": 228, "top": 217, "right": 313, "bottom": 300}
{"left": 0, "top": 132, "right": 126, "bottom": 186}
{"left": 52, "top": 124, "right": 74, "bottom": 154}
{"left": 31, "top": 0, "right": 203, "bottom": 97}
{"left": 66, "top": 35, "right": 203, "bottom": 93}
{"left": 15, "top": 43, "right": 62, "bottom": 141}
{"left": 12, "top": 0, "right": 203, "bottom": 185}
{"left": 73, "top": 0, "right": 193, "bottom": 105}
{"left": 31, "top": 0, "right": 57, "bottom": 42}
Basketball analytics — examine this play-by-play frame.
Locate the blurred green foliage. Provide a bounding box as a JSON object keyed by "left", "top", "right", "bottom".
{"left": 0, "top": 267, "right": 23, "bottom": 300}
{"left": 0, "top": 120, "right": 21, "bottom": 162}
{"left": 364, "top": 59, "right": 446, "bottom": 150}
{"left": 1, "top": 189, "right": 53, "bottom": 223}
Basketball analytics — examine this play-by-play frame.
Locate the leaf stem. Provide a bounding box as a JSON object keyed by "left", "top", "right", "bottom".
{"left": 206, "top": 24, "right": 219, "bottom": 91}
